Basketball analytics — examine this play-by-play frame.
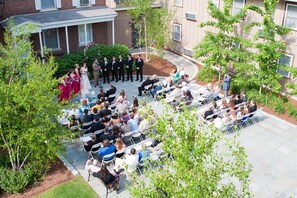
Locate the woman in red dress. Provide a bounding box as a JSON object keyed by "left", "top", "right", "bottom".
{"left": 58, "top": 79, "right": 68, "bottom": 102}
{"left": 70, "top": 69, "right": 80, "bottom": 95}
{"left": 65, "top": 72, "right": 73, "bottom": 100}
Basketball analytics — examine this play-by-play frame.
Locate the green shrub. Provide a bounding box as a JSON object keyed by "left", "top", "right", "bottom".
{"left": 286, "top": 103, "right": 297, "bottom": 118}
{"left": 197, "top": 67, "right": 218, "bottom": 82}
{"left": 273, "top": 97, "right": 286, "bottom": 114}
{"left": 55, "top": 44, "right": 129, "bottom": 78}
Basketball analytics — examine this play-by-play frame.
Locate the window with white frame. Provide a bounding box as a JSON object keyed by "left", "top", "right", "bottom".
{"left": 233, "top": 0, "right": 245, "bottom": 15}
{"left": 185, "top": 12, "right": 197, "bottom": 21}
{"left": 277, "top": 55, "right": 293, "bottom": 78}
{"left": 284, "top": 4, "right": 297, "bottom": 30}
{"left": 43, "top": 29, "right": 60, "bottom": 50}
{"left": 35, "top": 0, "right": 61, "bottom": 10}
{"left": 80, "top": 0, "right": 90, "bottom": 6}
{"left": 172, "top": 24, "right": 182, "bottom": 42}
{"left": 211, "top": 0, "right": 219, "bottom": 7}
{"left": 72, "top": 0, "right": 95, "bottom": 7}
{"left": 174, "top": 0, "right": 182, "bottom": 7}
{"left": 78, "top": 24, "right": 93, "bottom": 46}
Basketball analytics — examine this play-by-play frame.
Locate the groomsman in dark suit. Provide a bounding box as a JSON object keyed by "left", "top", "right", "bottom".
{"left": 126, "top": 53, "right": 133, "bottom": 82}
{"left": 102, "top": 57, "right": 110, "bottom": 84}
{"left": 111, "top": 56, "right": 118, "bottom": 82}
{"left": 118, "top": 54, "right": 125, "bottom": 82}
{"left": 136, "top": 54, "right": 144, "bottom": 82}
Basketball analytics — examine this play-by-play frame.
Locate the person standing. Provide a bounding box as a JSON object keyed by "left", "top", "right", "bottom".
{"left": 118, "top": 54, "right": 125, "bottom": 82}
{"left": 92, "top": 59, "right": 100, "bottom": 87}
{"left": 222, "top": 73, "right": 231, "bottom": 98}
{"left": 111, "top": 56, "right": 118, "bottom": 82}
{"left": 126, "top": 54, "right": 133, "bottom": 82}
{"left": 136, "top": 54, "right": 144, "bottom": 82}
{"left": 80, "top": 63, "right": 92, "bottom": 97}
{"left": 102, "top": 57, "right": 110, "bottom": 84}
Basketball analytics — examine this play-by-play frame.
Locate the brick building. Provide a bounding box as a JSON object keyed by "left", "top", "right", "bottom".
{"left": 0, "top": 0, "right": 135, "bottom": 57}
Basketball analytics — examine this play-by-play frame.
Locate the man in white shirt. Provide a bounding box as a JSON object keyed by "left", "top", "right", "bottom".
{"left": 128, "top": 113, "right": 139, "bottom": 131}
{"left": 114, "top": 148, "right": 139, "bottom": 173}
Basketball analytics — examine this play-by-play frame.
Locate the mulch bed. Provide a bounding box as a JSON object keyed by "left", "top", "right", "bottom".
{"left": 0, "top": 158, "right": 74, "bottom": 198}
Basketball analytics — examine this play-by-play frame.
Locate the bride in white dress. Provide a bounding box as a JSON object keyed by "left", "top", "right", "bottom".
{"left": 80, "top": 63, "right": 92, "bottom": 97}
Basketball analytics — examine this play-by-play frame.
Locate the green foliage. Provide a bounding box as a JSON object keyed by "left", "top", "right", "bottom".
{"left": 55, "top": 44, "right": 129, "bottom": 77}
{"left": 194, "top": 0, "right": 251, "bottom": 81}
{"left": 286, "top": 103, "right": 297, "bottom": 119}
{"left": 124, "top": 0, "right": 173, "bottom": 60}
{"left": 0, "top": 167, "right": 30, "bottom": 193}
{"left": 0, "top": 21, "right": 71, "bottom": 193}
{"left": 34, "top": 177, "right": 98, "bottom": 198}
{"left": 197, "top": 67, "right": 218, "bottom": 82}
{"left": 129, "top": 104, "right": 251, "bottom": 197}
{"left": 273, "top": 97, "right": 286, "bottom": 114}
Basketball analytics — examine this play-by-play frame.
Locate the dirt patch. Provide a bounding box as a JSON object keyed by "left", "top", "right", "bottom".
{"left": 0, "top": 158, "right": 74, "bottom": 198}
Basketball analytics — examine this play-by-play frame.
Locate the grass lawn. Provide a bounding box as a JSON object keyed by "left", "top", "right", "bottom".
{"left": 34, "top": 176, "right": 98, "bottom": 198}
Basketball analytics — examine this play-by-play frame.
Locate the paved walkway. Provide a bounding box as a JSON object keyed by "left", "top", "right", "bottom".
{"left": 63, "top": 50, "right": 297, "bottom": 198}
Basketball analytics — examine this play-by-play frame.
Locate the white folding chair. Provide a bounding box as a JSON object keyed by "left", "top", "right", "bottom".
{"left": 88, "top": 142, "right": 102, "bottom": 158}
{"left": 122, "top": 131, "right": 134, "bottom": 145}
{"left": 102, "top": 152, "right": 116, "bottom": 167}
{"left": 132, "top": 130, "right": 143, "bottom": 143}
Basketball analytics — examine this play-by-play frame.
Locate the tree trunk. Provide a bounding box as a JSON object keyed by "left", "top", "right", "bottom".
{"left": 144, "top": 17, "right": 148, "bottom": 62}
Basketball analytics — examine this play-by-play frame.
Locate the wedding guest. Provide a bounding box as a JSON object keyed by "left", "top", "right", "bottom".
{"left": 114, "top": 137, "right": 126, "bottom": 158}
{"left": 70, "top": 69, "right": 80, "bottom": 95}
{"left": 58, "top": 79, "right": 68, "bottom": 102}
{"left": 111, "top": 113, "right": 122, "bottom": 125}
{"left": 65, "top": 72, "right": 72, "bottom": 100}
{"left": 97, "top": 86, "right": 106, "bottom": 100}
{"left": 92, "top": 58, "right": 100, "bottom": 87}
{"left": 116, "top": 89, "right": 128, "bottom": 103}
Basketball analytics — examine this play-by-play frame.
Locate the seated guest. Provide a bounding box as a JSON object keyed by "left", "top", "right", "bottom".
{"left": 98, "top": 139, "right": 116, "bottom": 160}
{"left": 150, "top": 82, "right": 163, "bottom": 99}
{"left": 213, "top": 83, "right": 221, "bottom": 101}
{"left": 114, "top": 137, "right": 126, "bottom": 158}
{"left": 131, "top": 97, "right": 139, "bottom": 108}
{"left": 115, "top": 99, "right": 127, "bottom": 114}
{"left": 114, "top": 148, "right": 139, "bottom": 173}
{"left": 138, "top": 144, "right": 151, "bottom": 163}
{"left": 78, "top": 99, "right": 90, "bottom": 118}
{"left": 121, "top": 110, "right": 130, "bottom": 122}
{"left": 68, "top": 115, "right": 79, "bottom": 129}
{"left": 116, "top": 89, "right": 128, "bottom": 103}
{"left": 92, "top": 100, "right": 103, "bottom": 112}
{"left": 184, "top": 90, "right": 193, "bottom": 105}
{"left": 138, "top": 76, "right": 153, "bottom": 96}
{"left": 212, "top": 101, "right": 219, "bottom": 113}
{"left": 221, "top": 113, "right": 231, "bottom": 124}
{"left": 111, "top": 113, "right": 122, "bottom": 126}
{"left": 220, "top": 99, "right": 228, "bottom": 110}
{"left": 99, "top": 127, "right": 115, "bottom": 142}
{"left": 229, "top": 109, "right": 237, "bottom": 120}
{"left": 138, "top": 114, "right": 150, "bottom": 132}
{"left": 120, "top": 119, "right": 132, "bottom": 134}
{"left": 84, "top": 134, "right": 100, "bottom": 152}
{"left": 203, "top": 106, "right": 213, "bottom": 120}
{"left": 236, "top": 106, "right": 245, "bottom": 118}
{"left": 106, "top": 84, "right": 117, "bottom": 103}
{"left": 228, "top": 98, "right": 236, "bottom": 109}
{"left": 132, "top": 108, "right": 140, "bottom": 120}
{"left": 97, "top": 86, "right": 106, "bottom": 100}
{"left": 87, "top": 117, "right": 105, "bottom": 135}
{"left": 92, "top": 107, "right": 100, "bottom": 121}
{"left": 100, "top": 102, "right": 112, "bottom": 118}
{"left": 89, "top": 91, "right": 97, "bottom": 103}
{"left": 102, "top": 116, "right": 111, "bottom": 127}
{"left": 170, "top": 68, "right": 181, "bottom": 83}
{"left": 128, "top": 113, "right": 139, "bottom": 131}
{"left": 234, "top": 94, "right": 242, "bottom": 105}
{"left": 241, "top": 91, "right": 247, "bottom": 103}
{"left": 112, "top": 126, "right": 122, "bottom": 139}
{"left": 80, "top": 109, "right": 94, "bottom": 124}
{"left": 152, "top": 74, "right": 159, "bottom": 84}
{"left": 167, "top": 84, "right": 181, "bottom": 99}
{"left": 177, "top": 75, "right": 187, "bottom": 85}
{"left": 249, "top": 100, "right": 257, "bottom": 113}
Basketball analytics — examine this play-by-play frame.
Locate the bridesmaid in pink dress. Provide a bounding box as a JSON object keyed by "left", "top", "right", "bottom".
{"left": 58, "top": 79, "right": 68, "bottom": 102}
{"left": 70, "top": 69, "right": 80, "bottom": 95}
{"left": 75, "top": 64, "right": 81, "bottom": 91}
{"left": 65, "top": 72, "right": 73, "bottom": 100}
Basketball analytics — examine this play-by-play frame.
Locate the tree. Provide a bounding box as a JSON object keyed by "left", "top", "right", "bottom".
{"left": 125, "top": 0, "right": 172, "bottom": 61}
{"left": 244, "top": 0, "right": 291, "bottom": 94}
{"left": 194, "top": 0, "right": 251, "bottom": 81}
{"left": 0, "top": 21, "right": 70, "bottom": 193}
{"left": 129, "top": 105, "right": 251, "bottom": 197}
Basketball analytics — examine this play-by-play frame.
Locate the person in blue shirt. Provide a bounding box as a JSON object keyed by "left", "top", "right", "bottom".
{"left": 98, "top": 139, "right": 115, "bottom": 161}
{"left": 138, "top": 144, "right": 151, "bottom": 163}
{"left": 128, "top": 113, "right": 139, "bottom": 132}
{"left": 78, "top": 98, "right": 90, "bottom": 118}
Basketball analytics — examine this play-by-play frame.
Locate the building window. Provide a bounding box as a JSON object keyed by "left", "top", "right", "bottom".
{"left": 43, "top": 29, "right": 60, "bottom": 50}
{"left": 41, "top": 0, "right": 55, "bottom": 9}
{"left": 211, "top": 0, "right": 219, "bottom": 7}
{"left": 172, "top": 24, "right": 182, "bottom": 42}
{"left": 174, "top": 0, "right": 182, "bottom": 7}
{"left": 284, "top": 4, "right": 297, "bottom": 30}
{"left": 185, "top": 13, "right": 197, "bottom": 21}
{"left": 80, "top": 0, "right": 90, "bottom": 6}
{"left": 233, "top": 0, "right": 245, "bottom": 15}
{"left": 78, "top": 24, "right": 93, "bottom": 46}
{"left": 277, "top": 55, "right": 293, "bottom": 78}
{"left": 35, "top": 0, "right": 61, "bottom": 11}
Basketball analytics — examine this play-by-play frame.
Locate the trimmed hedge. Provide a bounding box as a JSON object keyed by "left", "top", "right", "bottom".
{"left": 55, "top": 44, "right": 129, "bottom": 78}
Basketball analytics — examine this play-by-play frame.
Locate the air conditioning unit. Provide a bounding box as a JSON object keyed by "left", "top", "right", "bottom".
{"left": 184, "top": 48, "right": 194, "bottom": 57}
{"left": 185, "top": 12, "right": 197, "bottom": 21}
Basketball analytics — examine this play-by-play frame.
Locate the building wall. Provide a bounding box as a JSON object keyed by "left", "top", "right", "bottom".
{"left": 1, "top": 0, "right": 106, "bottom": 18}
{"left": 114, "top": 10, "right": 132, "bottom": 47}
{"left": 167, "top": 0, "right": 297, "bottom": 70}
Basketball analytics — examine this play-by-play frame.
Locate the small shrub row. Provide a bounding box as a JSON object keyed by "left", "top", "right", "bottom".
{"left": 197, "top": 67, "right": 218, "bottom": 83}
{"left": 54, "top": 44, "right": 129, "bottom": 78}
